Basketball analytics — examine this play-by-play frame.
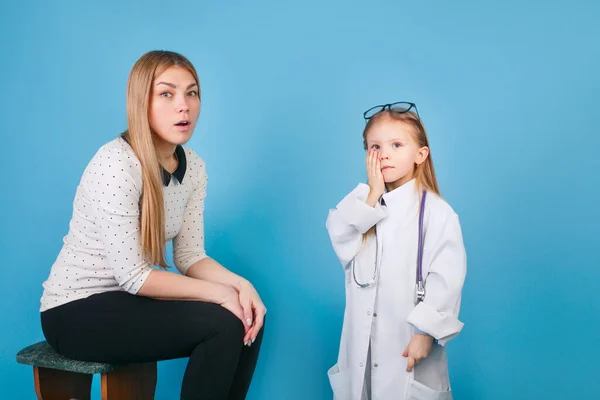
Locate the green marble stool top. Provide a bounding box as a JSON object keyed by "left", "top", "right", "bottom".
{"left": 16, "top": 341, "right": 123, "bottom": 374}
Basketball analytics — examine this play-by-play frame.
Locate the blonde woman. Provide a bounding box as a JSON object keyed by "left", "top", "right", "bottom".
{"left": 39, "top": 50, "right": 266, "bottom": 400}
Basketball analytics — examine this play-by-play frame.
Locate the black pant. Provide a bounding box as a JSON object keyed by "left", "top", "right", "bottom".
{"left": 41, "top": 291, "right": 264, "bottom": 400}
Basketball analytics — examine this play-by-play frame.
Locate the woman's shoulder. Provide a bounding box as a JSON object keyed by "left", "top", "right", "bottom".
{"left": 82, "top": 137, "right": 142, "bottom": 188}
{"left": 90, "top": 137, "right": 140, "bottom": 166}
{"left": 182, "top": 146, "right": 207, "bottom": 180}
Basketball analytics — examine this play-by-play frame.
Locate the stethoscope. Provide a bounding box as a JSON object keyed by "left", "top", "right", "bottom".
{"left": 351, "top": 226, "right": 382, "bottom": 288}
{"left": 351, "top": 191, "right": 428, "bottom": 304}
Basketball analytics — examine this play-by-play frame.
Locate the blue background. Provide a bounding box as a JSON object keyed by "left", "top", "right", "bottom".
{"left": 1, "top": 1, "right": 599, "bottom": 399}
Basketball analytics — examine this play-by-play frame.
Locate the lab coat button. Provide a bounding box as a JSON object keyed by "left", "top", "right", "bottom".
{"left": 374, "top": 363, "right": 378, "bottom": 368}
{"left": 359, "top": 362, "right": 364, "bottom": 367}
{"left": 367, "top": 310, "right": 371, "bottom": 316}
{"left": 373, "top": 312, "right": 378, "bottom": 317}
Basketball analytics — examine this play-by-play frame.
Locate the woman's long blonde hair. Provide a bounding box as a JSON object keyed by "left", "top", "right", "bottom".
{"left": 362, "top": 110, "right": 440, "bottom": 238}
{"left": 122, "top": 50, "right": 200, "bottom": 267}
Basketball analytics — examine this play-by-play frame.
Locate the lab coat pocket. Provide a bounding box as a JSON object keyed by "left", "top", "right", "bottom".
{"left": 328, "top": 363, "right": 350, "bottom": 400}
{"left": 406, "top": 377, "right": 452, "bottom": 400}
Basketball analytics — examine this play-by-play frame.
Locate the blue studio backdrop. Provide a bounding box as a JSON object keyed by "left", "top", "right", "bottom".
{"left": 1, "top": 1, "right": 599, "bottom": 399}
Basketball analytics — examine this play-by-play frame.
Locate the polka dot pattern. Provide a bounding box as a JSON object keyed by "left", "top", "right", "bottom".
{"left": 40, "top": 138, "right": 208, "bottom": 312}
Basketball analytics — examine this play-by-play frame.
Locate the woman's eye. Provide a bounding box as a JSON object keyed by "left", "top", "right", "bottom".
{"left": 160, "top": 92, "right": 172, "bottom": 98}
{"left": 187, "top": 90, "right": 198, "bottom": 97}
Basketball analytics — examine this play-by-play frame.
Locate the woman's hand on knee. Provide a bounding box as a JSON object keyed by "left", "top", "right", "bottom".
{"left": 218, "top": 285, "right": 249, "bottom": 336}
{"left": 237, "top": 281, "right": 267, "bottom": 346}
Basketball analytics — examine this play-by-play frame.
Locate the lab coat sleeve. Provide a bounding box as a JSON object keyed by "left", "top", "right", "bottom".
{"left": 406, "top": 213, "right": 467, "bottom": 346}
{"left": 325, "top": 184, "right": 387, "bottom": 268}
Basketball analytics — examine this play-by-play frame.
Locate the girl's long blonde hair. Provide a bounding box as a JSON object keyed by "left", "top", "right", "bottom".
{"left": 362, "top": 110, "right": 439, "bottom": 238}
{"left": 122, "top": 50, "right": 200, "bottom": 267}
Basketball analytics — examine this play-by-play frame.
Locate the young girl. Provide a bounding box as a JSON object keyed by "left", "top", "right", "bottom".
{"left": 326, "top": 102, "right": 466, "bottom": 400}
{"left": 40, "top": 51, "right": 266, "bottom": 400}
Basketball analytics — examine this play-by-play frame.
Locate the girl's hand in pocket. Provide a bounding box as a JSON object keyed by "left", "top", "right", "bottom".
{"left": 402, "top": 333, "right": 433, "bottom": 372}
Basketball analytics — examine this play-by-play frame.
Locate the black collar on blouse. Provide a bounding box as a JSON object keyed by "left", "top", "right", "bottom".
{"left": 120, "top": 133, "right": 187, "bottom": 186}
{"left": 162, "top": 144, "right": 187, "bottom": 186}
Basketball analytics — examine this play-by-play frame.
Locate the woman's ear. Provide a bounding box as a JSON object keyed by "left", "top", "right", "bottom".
{"left": 415, "top": 146, "right": 430, "bottom": 166}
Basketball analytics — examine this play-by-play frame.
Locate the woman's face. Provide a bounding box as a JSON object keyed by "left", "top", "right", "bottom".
{"left": 149, "top": 66, "right": 200, "bottom": 147}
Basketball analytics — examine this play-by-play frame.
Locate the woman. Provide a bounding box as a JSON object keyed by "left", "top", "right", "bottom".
{"left": 40, "top": 50, "right": 266, "bottom": 400}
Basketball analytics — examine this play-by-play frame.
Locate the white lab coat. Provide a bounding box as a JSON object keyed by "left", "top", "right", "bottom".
{"left": 326, "top": 180, "right": 467, "bottom": 400}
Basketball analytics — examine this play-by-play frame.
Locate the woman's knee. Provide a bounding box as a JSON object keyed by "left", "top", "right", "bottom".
{"left": 198, "top": 303, "right": 245, "bottom": 343}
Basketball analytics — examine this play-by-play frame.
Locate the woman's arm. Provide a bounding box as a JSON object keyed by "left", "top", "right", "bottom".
{"left": 186, "top": 257, "right": 249, "bottom": 291}
{"left": 88, "top": 147, "right": 244, "bottom": 322}
{"left": 138, "top": 269, "right": 235, "bottom": 303}
{"left": 172, "top": 154, "right": 249, "bottom": 290}
{"left": 168, "top": 154, "right": 255, "bottom": 335}
{"left": 139, "top": 270, "right": 247, "bottom": 332}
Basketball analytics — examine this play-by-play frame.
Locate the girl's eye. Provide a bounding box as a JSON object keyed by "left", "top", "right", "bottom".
{"left": 392, "top": 142, "right": 403, "bottom": 148}
{"left": 187, "top": 90, "right": 198, "bottom": 97}
{"left": 160, "top": 92, "right": 172, "bottom": 98}
{"left": 371, "top": 145, "right": 380, "bottom": 150}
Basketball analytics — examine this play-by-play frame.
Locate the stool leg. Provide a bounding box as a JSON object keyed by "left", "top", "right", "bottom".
{"left": 101, "top": 362, "right": 157, "bottom": 400}
{"left": 33, "top": 366, "right": 92, "bottom": 400}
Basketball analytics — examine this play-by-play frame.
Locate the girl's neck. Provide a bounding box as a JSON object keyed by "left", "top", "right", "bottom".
{"left": 386, "top": 174, "right": 415, "bottom": 192}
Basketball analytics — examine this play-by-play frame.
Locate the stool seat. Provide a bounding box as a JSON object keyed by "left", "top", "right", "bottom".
{"left": 17, "top": 340, "right": 157, "bottom": 399}
{"left": 16, "top": 341, "right": 122, "bottom": 374}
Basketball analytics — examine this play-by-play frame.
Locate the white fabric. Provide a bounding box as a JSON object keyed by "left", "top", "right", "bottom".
{"left": 40, "top": 138, "right": 208, "bottom": 311}
{"left": 326, "top": 180, "right": 466, "bottom": 399}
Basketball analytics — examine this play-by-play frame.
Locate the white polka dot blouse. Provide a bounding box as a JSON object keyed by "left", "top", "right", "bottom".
{"left": 40, "top": 137, "right": 209, "bottom": 312}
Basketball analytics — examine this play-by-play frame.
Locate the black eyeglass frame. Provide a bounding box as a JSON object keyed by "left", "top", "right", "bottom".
{"left": 363, "top": 101, "right": 420, "bottom": 121}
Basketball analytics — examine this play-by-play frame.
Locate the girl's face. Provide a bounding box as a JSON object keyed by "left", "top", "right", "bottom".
{"left": 365, "top": 116, "right": 429, "bottom": 191}
{"left": 149, "top": 66, "right": 200, "bottom": 147}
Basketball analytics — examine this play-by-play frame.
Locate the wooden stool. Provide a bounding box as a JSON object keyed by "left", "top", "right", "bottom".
{"left": 16, "top": 341, "right": 157, "bottom": 400}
